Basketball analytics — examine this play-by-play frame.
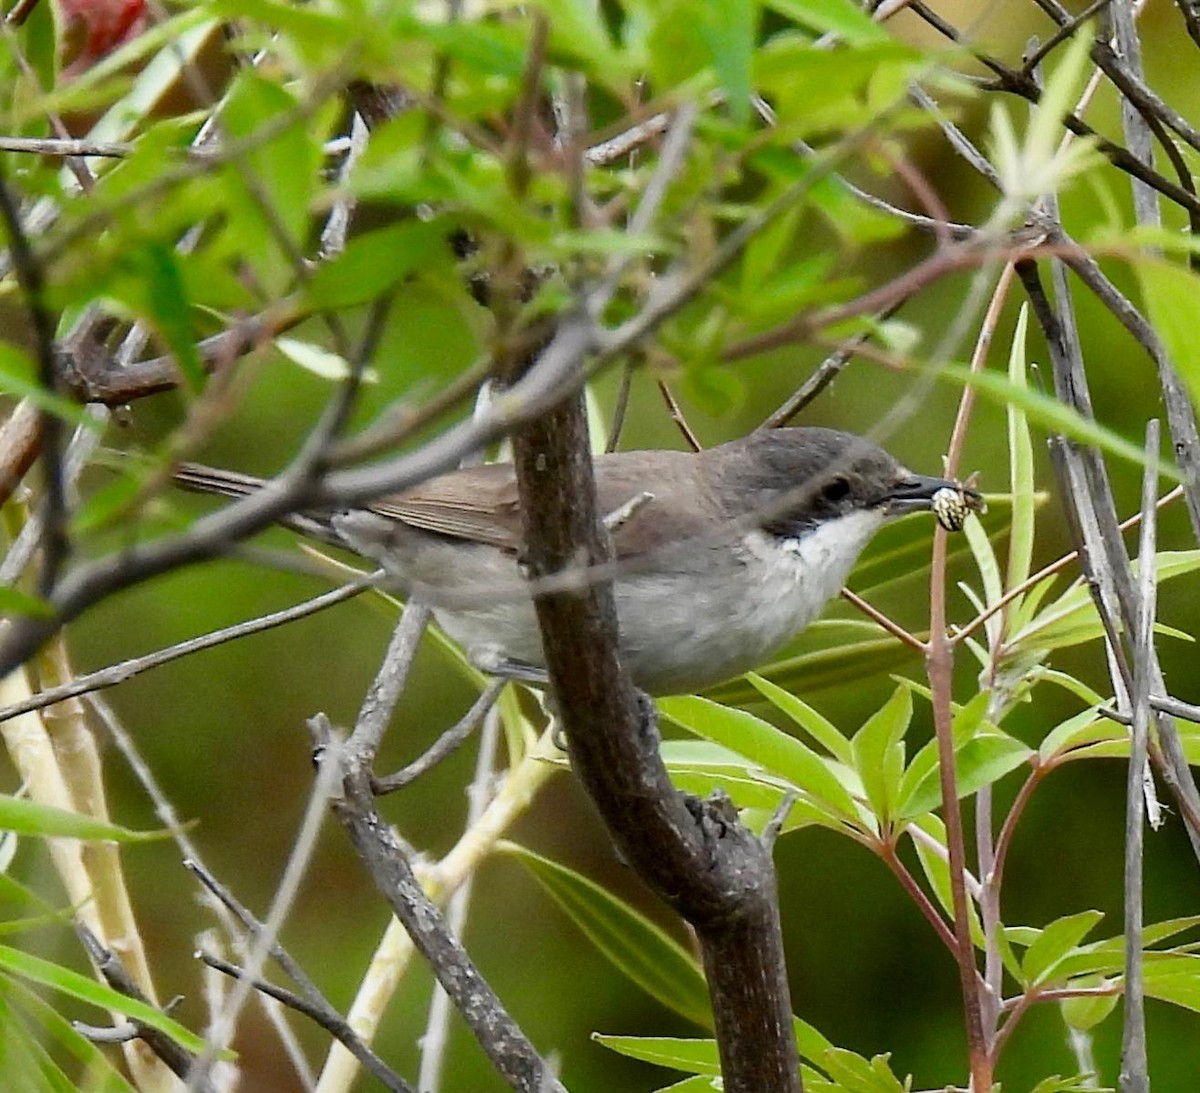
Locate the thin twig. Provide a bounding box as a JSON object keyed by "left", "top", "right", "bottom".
{"left": 417, "top": 702, "right": 504, "bottom": 1091}
{"left": 76, "top": 925, "right": 204, "bottom": 1087}
{"left": 87, "top": 694, "right": 315, "bottom": 1084}
{"left": 838, "top": 589, "right": 926, "bottom": 652}
{"left": 373, "top": 679, "right": 505, "bottom": 793}
{"left": 185, "top": 731, "right": 345, "bottom": 1091}
{"left": 0, "top": 578, "right": 375, "bottom": 725}
{"left": 655, "top": 379, "right": 702, "bottom": 452}
{"left": 187, "top": 863, "right": 413, "bottom": 1093}
{"left": 1119, "top": 419, "right": 1158, "bottom": 1093}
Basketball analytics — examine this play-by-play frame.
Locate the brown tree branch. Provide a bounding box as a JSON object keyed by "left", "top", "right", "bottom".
{"left": 505, "top": 387, "right": 801, "bottom": 1092}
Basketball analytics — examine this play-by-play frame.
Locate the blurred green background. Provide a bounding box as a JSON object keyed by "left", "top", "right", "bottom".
{"left": 14, "top": 2, "right": 1200, "bottom": 1091}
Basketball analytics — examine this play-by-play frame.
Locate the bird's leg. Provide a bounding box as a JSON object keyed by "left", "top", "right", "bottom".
{"left": 467, "top": 644, "right": 550, "bottom": 686}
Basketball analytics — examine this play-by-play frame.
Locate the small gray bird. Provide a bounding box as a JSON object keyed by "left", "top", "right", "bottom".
{"left": 175, "top": 427, "right": 981, "bottom": 695}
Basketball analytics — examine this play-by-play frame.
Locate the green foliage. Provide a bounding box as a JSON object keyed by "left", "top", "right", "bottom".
{"left": 0, "top": 798, "right": 161, "bottom": 843}
{"left": 0, "top": 0, "right": 1197, "bottom": 1090}
{"left": 506, "top": 844, "right": 712, "bottom": 1028}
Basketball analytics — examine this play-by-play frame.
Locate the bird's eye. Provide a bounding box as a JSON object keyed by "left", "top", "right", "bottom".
{"left": 821, "top": 476, "right": 851, "bottom": 503}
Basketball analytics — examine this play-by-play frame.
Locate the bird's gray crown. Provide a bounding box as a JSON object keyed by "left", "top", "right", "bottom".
{"left": 707, "top": 427, "right": 906, "bottom": 536}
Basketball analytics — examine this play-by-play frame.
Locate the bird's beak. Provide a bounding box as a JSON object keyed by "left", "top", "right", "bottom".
{"left": 886, "top": 474, "right": 986, "bottom": 531}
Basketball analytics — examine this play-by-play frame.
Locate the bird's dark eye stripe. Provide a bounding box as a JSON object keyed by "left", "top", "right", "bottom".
{"left": 821, "top": 476, "right": 851, "bottom": 501}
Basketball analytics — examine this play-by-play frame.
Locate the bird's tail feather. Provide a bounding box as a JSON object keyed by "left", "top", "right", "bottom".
{"left": 174, "top": 462, "right": 269, "bottom": 500}
{"left": 173, "top": 462, "right": 346, "bottom": 548}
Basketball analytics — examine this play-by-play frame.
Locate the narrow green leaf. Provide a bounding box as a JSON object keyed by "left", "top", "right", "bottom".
{"left": 964, "top": 510, "right": 1002, "bottom": 648}
{"left": 2, "top": 977, "right": 138, "bottom": 1092}
{"left": 305, "top": 220, "right": 448, "bottom": 310}
{"left": 709, "top": 634, "right": 921, "bottom": 703}
{"left": 701, "top": 0, "right": 757, "bottom": 124}
{"left": 544, "top": 230, "right": 672, "bottom": 259}
{"left": 851, "top": 686, "right": 911, "bottom": 826}
{"left": 220, "top": 70, "right": 322, "bottom": 294}
{"left": 1144, "top": 953, "right": 1200, "bottom": 1012}
{"left": 661, "top": 742, "right": 850, "bottom": 833}
{"left": 0, "top": 945, "right": 209, "bottom": 1054}
{"left": 745, "top": 673, "right": 852, "bottom": 764}
{"left": 660, "top": 696, "right": 860, "bottom": 821}
{"left": 113, "top": 243, "right": 204, "bottom": 392}
{"left": 897, "top": 705, "right": 1031, "bottom": 819}
{"left": 1039, "top": 708, "right": 1112, "bottom": 764}
{"left": 1006, "top": 304, "right": 1036, "bottom": 595}
{"left": 536, "top": 0, "right": 633, "bottom": 91}
{"left": 764, "top": 0, "right": 889, "bottom": 40}
{"left": 1022, "top": 910, "right": 1106, "bottom": 985}
{"left": 933, "top": 364, "right": 1180, "bottom": 480}
{"left": 1140, "top": 915, "right": 1200, "bottom": 946}
{"left": 1134, "top": 259, "right": 1200, "bottom": 409}
{"left": 0, "top": 584, "right": 55, "bottom": 619}
{"left": 507, "top": 846, "right": 711, "bottom": 1027}
{"left": 907, "top": 814, "right": 985, "bottom": 946}
{"left": 592, "top": 1034, "right": 720, "bottom": 1074}
{"left": 1030, "top": 1075, "right": 1108, "bottom": 1093}
{"left": 821, "top": 1046, "right": 908, "bottom": 1092}
{"left": 794, "top": 1015, "right": 837, "bottom": 1062}
{"left": 0, "top": 796, "right": 162, "bottom": 843}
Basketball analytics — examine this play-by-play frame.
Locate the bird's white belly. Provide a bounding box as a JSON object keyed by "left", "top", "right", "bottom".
{"left": 611, "top": 509, "right": 885, "bottom": 693}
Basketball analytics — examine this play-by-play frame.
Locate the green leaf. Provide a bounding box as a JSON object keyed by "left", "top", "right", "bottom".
{"left": 0, "top": 796, "right": 162, "bottom": 843}
{"left": 507, "top": 845, "right": 711, "bottom": 1027}
{"left": 755, "top": 40, "right": 920, "bottom": 134}
{"left": 592, "top": 1034, "right": 720, "bottom": 1074}
{"left": 907, "top": 814, "right": 984, "bottom": 946}
{"left": 820, "top": 1046, "right": 908, "bottom": 1092}
{"left": 305, "top": 220, "right": 449, "bottom": 310}
{"left": 745, "top": 673, "right": 852, "bottom": 764}
{"left": 19, "top": 0, "right": 58, "bottom": 96}
{"left": 1133, "top": 259, "right": 1200, "bottom": 409}
{"left": 660, "top": 696, "right": 860, "bottom": 821}
{"left": 2, "top": 976, "right": 138, "bottom": 1092}
{"left": 1006, "top": 304, "right": 1037, "bottom": 595}
{"left": 1030, "top": 1076, "right": 1109, "bottom": 1093}
{"left": 701, "top": 0, "right": 758, "bottom": 124}
{"left": 1015, "top": 551, "right": 1200, "bottom": 651}
{"left": 110, "top": 243, "right": 204, "bottom": 392}
{"left": 1059, "top": 977, "right": 1119, "bottom": 1032}
{"left": 0, "top": 584, "right": 55, "bottom": 619}
{"left": 1143, "top": 953, "right": 1200, "bottom": 1012}
{"left": 963, "top": 507, "right": 1002, "bottom": 648}
{"left": 764, "top": 0, "right": 889, "bottom": 42}
{"left": 1039, "top": 708, "right": 1113, "bottom": 763}
{"left": 896, "top": 699, "right": 1032, "bottom": 819}
{"left": 794, "top": 1015, "right": 837, "bottom": 1062}
{"left": 0, "top": 944, "right": 210, "bottom": 1055}
{"left": 220, "top": 70, "right": 322, "bottom": 295}
{"left": 660, "top": 741, "right": 848, "bottom": 833}
{"left": 933, "top": 364, "right": 1180, "bottom": 480}
{"left": 1022, "top": 910, "right": 1106, "bottom": 985}
{"left": 708, "top": 632, "right": 921, "bottom": 703}
{"left": 851, "top": 686, "right": 911, "bottom": 826}
{"left": 765, "top": 160, "right": 904, "bottom": 246}
{"left": 536, "top": 0, "right": 634, "bottom": 92}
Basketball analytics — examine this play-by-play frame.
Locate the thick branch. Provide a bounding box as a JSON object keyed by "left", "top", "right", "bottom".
{"left": 508, "top": 391, "right": 800, "bottom": 1093}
